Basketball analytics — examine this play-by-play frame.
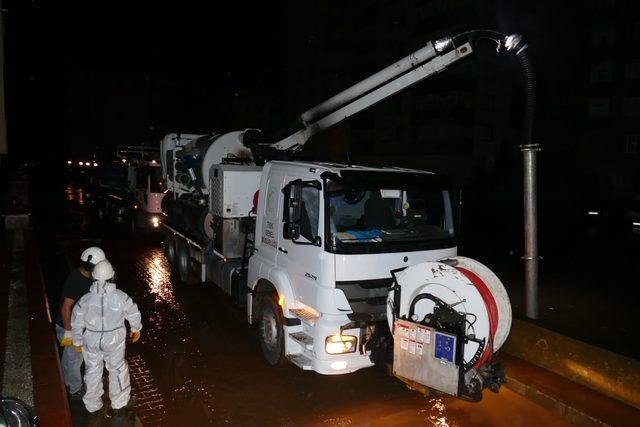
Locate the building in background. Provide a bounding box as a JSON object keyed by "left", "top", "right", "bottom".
{"left": 579, "top": 0, "right": 640, "bottom": 202}
{"left": 0, "top": 1, "right": 8, "bottom": 160}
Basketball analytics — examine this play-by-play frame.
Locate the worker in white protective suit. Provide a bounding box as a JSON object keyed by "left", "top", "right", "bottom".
{"left": 56, "top": 246, "right": 106, "bottom": 398}
{"left": 71, "top": 259, "right": 142, "bottom": 414}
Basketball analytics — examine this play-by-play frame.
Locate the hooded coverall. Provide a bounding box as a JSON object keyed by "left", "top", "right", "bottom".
{"left": 71, "top": 281, "right": 142, "bottom": 413}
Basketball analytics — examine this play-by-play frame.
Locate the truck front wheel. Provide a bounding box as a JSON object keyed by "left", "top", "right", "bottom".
{"left": 258, "top": 295, "right": 286, "bottom": 366}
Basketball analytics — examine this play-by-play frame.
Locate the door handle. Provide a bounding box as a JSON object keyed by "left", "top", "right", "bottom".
{"left": 278, "top": 247, "right": 288, "bottom": 254}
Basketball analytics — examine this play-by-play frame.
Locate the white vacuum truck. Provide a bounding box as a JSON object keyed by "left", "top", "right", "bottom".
{"left": 161, "top": 30, "right": 530, "bottom": 400}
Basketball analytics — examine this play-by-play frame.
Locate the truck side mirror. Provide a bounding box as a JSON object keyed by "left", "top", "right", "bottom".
{"left": 282, "top": 180, "right": 302, "bottom": 240}
{"left": 282, "top": 179, "right": 322, "bottom": 246}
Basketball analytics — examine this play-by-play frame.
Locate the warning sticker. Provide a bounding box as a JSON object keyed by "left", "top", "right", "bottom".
{"left": 403, "top": 327, "right": 410, "bottom": 339}
{"left": 417, "top": 343, "right": 423, "bottom": 356}
{"left": 409, "top": 328, "right": 417, "bottom": 341}
{"left": 416, "top": 327, "right": 430, "bottom": 344}
{"left": 400, "top": 338, "right": 409, "bottom": 351}
{"left": 409, "top": 340, "right": 416, "bottom": 355}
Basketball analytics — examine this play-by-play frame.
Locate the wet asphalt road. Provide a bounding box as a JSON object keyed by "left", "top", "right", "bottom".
{"left": 95, "top": 237, "right": 570, "bottom": 426}
{"left": 40, "top": 188, "right": 570, "bottom": 426}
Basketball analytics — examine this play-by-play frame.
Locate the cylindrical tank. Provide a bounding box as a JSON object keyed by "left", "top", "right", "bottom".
{"left": 169, "top": 131, "right": 253, "bottom": 194}
{"left": 161, "top": 192, "right": 211, "bottom": 243}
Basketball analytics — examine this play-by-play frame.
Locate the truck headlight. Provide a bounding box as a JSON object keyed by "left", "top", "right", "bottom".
{"left": 325, "top": 335, "right": 357, "bottom": 354}
{"left": 151, "top": 216, "right": 160, "bottom": 228}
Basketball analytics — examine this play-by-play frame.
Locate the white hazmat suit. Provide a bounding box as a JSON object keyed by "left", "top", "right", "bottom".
{"left": 71, "top": 279, "right": 142, "bottom": 413}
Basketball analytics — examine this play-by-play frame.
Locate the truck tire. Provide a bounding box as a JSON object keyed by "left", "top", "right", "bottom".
{"left": 258, "top": 295, "right": 286, "bottom": 366}
{"left": 129, "top": 213, "right": 137, "bottom": 234}
{"left": 176, "top": 238, "right": 191, "bottom": 284}
{"left": 164, "top": 232, "right": 177, "bottom": 270}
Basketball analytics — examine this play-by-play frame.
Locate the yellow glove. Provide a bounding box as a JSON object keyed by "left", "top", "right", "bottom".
{"left": 74, "top": 345, "right": 83, "bottom": 353}
{"left": 60, "top": 330, "right": 73, "bottom": 347}
{"left": 130, "top": 331, "right": 141, "bottom": 343}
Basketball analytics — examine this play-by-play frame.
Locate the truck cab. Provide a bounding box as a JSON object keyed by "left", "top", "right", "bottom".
{"left": 131, "top": 159, "right": 165, "bottom": 230}
{"left": 248, "top": 161, "right": 457, "bottom": 374}
{"left": 98, "top": 147, "right": 166, "bottom": 232}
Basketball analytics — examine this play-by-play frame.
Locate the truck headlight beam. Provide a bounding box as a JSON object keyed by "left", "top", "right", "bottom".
{"left": 325, "top": 335, "right": 357, "bottom": 354}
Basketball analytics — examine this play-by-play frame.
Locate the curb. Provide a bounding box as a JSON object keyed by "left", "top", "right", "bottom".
{"left": 504, "top": 373, "right": 607, "bottom": 427}
{"left": 499, "top": 353, "right": 639, "bottom": 427}
{"left": 503, "top": 319, "right": 640, "bottom": 410}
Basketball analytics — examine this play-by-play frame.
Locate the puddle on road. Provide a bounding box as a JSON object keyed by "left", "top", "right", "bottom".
{"left": 322, "top": 417, "right": 353, "bottom": 426}
{"left": 421, "top": 398, "right": 456, "bottom": 427}
{"left": 65, "top": 184, "right": 85, "bottom": 206}
{"left": 126, "top": 243, "right": 219, "bottom": 424}
{"left": 139, "top": 249, "right": 176, "bottom": 305}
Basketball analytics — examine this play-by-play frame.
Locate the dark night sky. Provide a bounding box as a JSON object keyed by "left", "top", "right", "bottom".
{"left": 4, "top": 1, "right": 287, "bottom": 158}
{"left": 3, "top": 0, "right": 539, "bottom": 160}
{"left": 3, "top": 0, "right": 639, "bottom": 211}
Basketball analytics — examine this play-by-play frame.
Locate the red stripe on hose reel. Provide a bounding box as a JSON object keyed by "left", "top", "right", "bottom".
{"left": 455, "top": 267, "right": 499, "bottom": 368}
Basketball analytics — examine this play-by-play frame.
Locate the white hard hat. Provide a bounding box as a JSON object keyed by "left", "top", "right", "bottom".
{"left": 80, "top": 247, "right": 106, "bottom": 266}
{"left": 92, "top": 260, "right": 115, "bottom": 282}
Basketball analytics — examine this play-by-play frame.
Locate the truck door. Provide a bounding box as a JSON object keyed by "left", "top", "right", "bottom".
{"left": 256, "top": 169, "right": 285, "bottom": 269}
{"left": 277, "top": 174, "right": 323, "bottom": 306}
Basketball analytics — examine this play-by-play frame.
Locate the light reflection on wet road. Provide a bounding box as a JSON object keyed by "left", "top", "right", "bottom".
{"left": 138, "top": 249, "right": 176, "bottom": 305}
{"left": 107, "top": 237, "right": 570, "bottom": 426}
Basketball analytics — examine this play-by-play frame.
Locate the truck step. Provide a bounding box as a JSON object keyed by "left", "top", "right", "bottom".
{"left": 289, "top": 307, "right": 319, "bottom": 325}
{"left": 289, "top": 332, "right": 314, "bottom": 350}
{"left": 287, "top": 353, "right": 312, "bottom": 370}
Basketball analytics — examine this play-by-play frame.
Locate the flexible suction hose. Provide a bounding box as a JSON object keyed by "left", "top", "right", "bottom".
{"left": 516, "top": 48, "right": 536, "bottom": 145}
{"left": 454, "top": 30, "right": 536, "bottom": 145}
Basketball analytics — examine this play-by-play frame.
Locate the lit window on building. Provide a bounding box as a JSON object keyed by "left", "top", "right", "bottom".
{"left": 588, "top": 98, "right": 610, "bottom": 118}
{"left": 587, "top": 0, "right": 615, "bottom": 12}
{"left": 625, "top": 59, "right": 640, "bottom": 80}
{"left": 625, "top": 135, "right": 640, "bottom": 155}
{"left": 622, "top": 98, "right": 640, "bottom": 117}
{"left": 633, "top": 22, "right": 640, "bottom": 43}
{"left": 590, "top": 62, "right": 612, "bottom": 83}
{"left": 591, "top": 27, "right": 614, "bottom": 47}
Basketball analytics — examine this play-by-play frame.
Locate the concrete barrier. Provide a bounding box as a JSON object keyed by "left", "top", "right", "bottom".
{"left": 503, "top": 318, "right": 640, "bottom": 410}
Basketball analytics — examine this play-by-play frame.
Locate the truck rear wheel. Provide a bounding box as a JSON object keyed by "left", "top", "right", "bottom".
{"left": 164, "top": 232, "right": 177, "bottom": 270}
{"left": 176, "top": 238, "right": 191, "bottom": 284}
{"left": 129, "top": 213, "right": 137, "bottom": 234}
{"left": 258, "top": 295, "right": 286, "bottom": 366}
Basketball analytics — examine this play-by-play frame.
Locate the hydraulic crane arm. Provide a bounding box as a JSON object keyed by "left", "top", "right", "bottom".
{"left": 243, "top": 31, "right": 527, "bottom": 158}
{"left": 274, "top": 40, "right": 473, "bottom": 152}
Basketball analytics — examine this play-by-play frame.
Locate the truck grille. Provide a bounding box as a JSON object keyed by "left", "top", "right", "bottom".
{"left": 335, "top": 278, "right": 393, "bottom": 322}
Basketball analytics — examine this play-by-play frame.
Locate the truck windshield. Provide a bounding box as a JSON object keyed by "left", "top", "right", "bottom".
{"left": 325, "top": 170, "right": 455, "bottom": 254}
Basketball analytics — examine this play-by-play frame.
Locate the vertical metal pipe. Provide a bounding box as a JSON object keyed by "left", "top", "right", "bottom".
{"left": 521, "top": 144, "right": 540, "bottom": 319}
